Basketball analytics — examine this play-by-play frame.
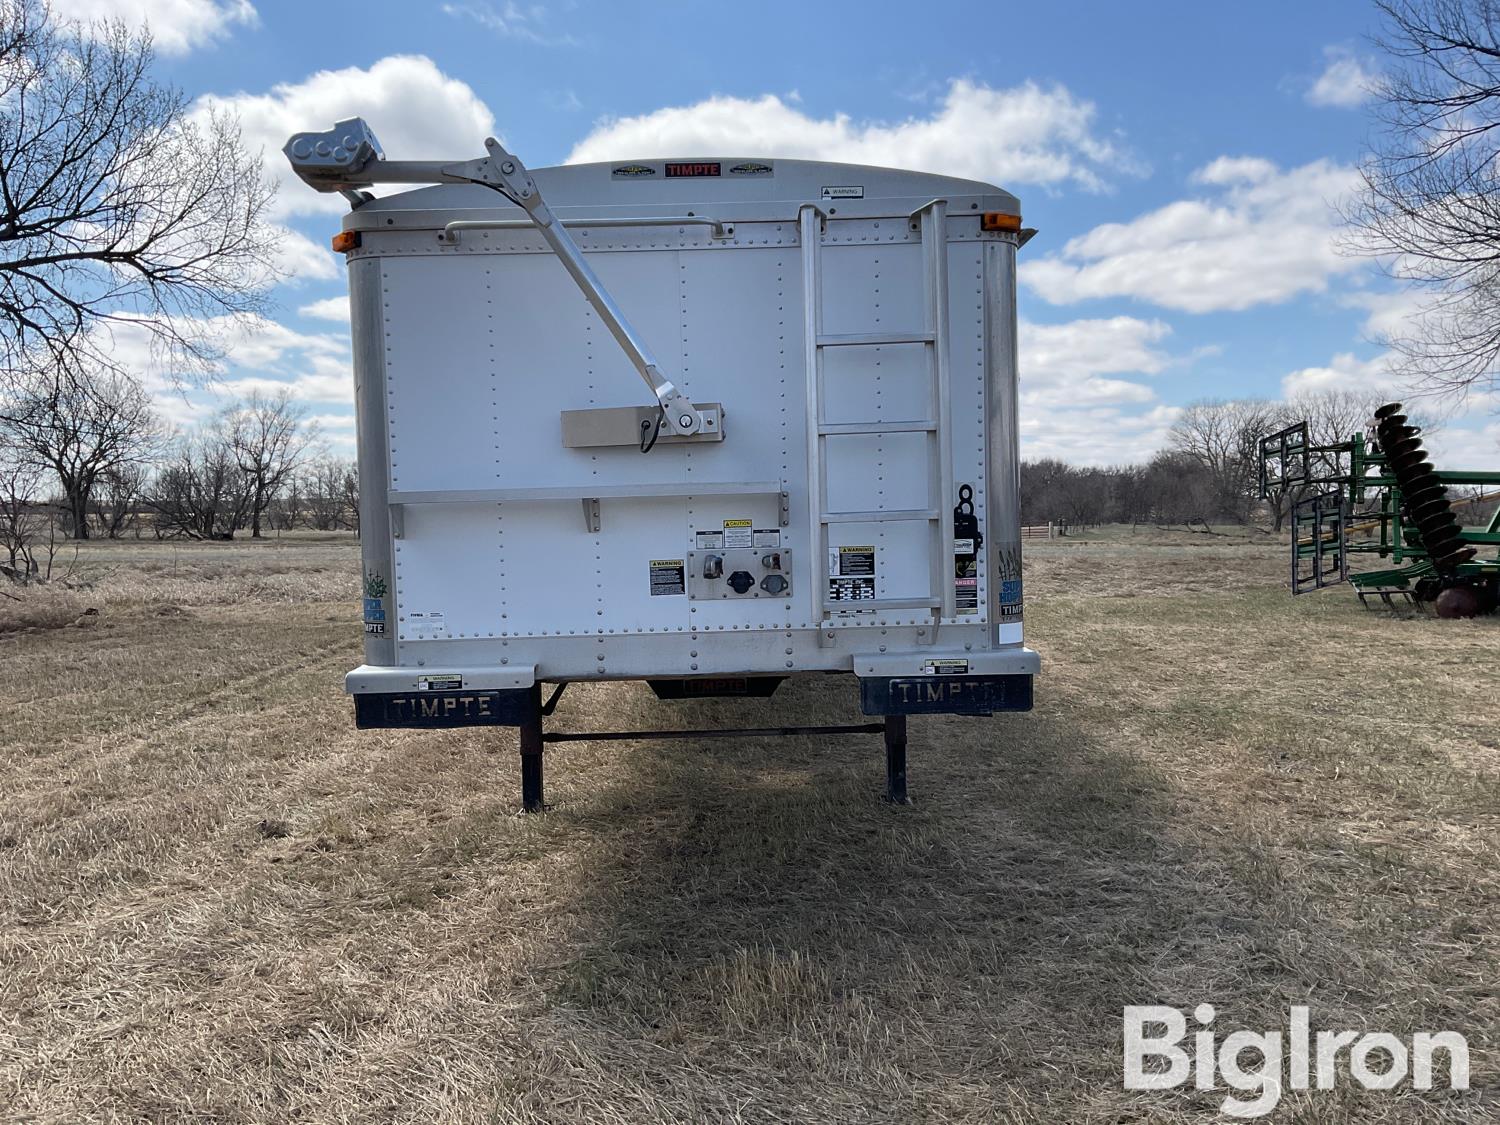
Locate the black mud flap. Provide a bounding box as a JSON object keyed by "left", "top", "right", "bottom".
{"left": 859, "top": 674, "right": 1033, "bottom": 716}
{"left": 353, "top": 688, "right": 535, "bottom": 729}
{"left": 648, "top": 676, "right": 786, "bottom": 700}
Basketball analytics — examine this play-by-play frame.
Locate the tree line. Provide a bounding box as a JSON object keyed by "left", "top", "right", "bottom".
{"left": 0, "top": 374, "right": 357, "bottom": 579}
{"left": 1020, "top": 390, "right": 1417, "bottom": 531}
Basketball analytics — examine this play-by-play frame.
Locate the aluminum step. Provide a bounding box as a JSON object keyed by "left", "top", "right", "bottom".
{"left": 816, "top": 331, "right": 934, "bottom": 347}
{"left": 821, "top": 508, "right": 939, "bottom": 524}
{"left": 818, "top": 419, "right": 937, "bottom": 436}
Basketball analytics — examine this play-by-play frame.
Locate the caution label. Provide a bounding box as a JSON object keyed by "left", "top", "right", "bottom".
{"left": 723, "top": 519, "right": 753, "bottom": 549}
{"left": 650, "top": 559, "right": 686, "bottom": 596}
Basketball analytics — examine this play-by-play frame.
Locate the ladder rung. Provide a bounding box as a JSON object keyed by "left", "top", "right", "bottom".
{"left": 818, "top": 420, "right": 936, "bottom": 436}
{"left": 830, "top": 597, "right": 943, "bottom": 612}
{"left": 816, "top": 331, "right": 934, "bottom": 347}
{"left": 822, "top": 508, "right": 938, "bottom": 524}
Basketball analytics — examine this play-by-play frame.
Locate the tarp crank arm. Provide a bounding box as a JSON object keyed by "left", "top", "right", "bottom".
{"left": 284, "top": 118, "right": 704, "bottom": 437}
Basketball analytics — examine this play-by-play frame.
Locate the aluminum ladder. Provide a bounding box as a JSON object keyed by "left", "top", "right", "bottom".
{"left": 799, "top": 200, "right": 956, "bottom": 628}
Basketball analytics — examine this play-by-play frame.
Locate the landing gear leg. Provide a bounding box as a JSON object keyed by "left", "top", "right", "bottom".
{"left": 884, "top": 715, "right": 909, "bottom": 805}
{"left": 519, "top": 683, "right": 545, "bottom": 813}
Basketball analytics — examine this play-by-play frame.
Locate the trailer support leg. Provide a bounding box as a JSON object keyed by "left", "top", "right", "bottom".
{"left": 884, "top": 716, "right": 909, "bottom": 805}
{"left": 519, "top": 683, "right": 545, "bottom": 813}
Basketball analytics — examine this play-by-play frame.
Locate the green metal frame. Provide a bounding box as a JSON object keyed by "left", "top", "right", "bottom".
{"left": 1265, "top": 426, "right": 1500, "bottom": 595}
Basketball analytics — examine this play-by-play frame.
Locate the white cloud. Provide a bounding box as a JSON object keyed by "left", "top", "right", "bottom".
{"left": 1425, "top": 414, "right": 1500, "bottom": 466}
{"left": 274, "top": 226, "right": 339, "bottom": 282}
{"left": 1023, "top": 157, "right": 1362, "bottom": 312}
{"left": 51, "top": 0, "right": 256, "bottom": 54}
{"left": 1020, "top": 404, "right": 1182, "bottom": 466}
{"left": 298, "top": 296, "right": 350, "bottom": 322}
{"left": 103, "top": 313, "right": 352, "bottom": 429}
{"left": 194, "top": 55, "right": 496, "bottom": 220}
{"left": 1307, "top": 46, "right": 1378, "bottom": 109}
{"left": 1281, "top": 351, "right": 1398, "bottom": 398}
{"left": 1019, "top": 316, "right": 1172, "bottom": 409}
{"left": 1015, "top": 316, "right": 1182, "bottom": 463}
{"left": 566, "top": 79, "right": 1144, "bottom": 193}
{"left": 441, "top": 2, "right": 578, "bottom": 46}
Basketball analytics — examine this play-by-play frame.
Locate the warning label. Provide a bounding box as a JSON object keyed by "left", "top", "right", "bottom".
{"left": 828, "top": 545, "right": 876, "bottom": 603}
{"left": 753, "top": 528, "right": 782, "bottom": 548}
{"left": 723, "top": 519, "right": 753, "bottom": 549}
{"left": 922, "top": 659, "right": 969, "bottom": 676}
{"left": 650, "top": 559, "right": 686, "bottom": 596}
{"left": 695, "top": 529, "right": 723, "bottom": 549}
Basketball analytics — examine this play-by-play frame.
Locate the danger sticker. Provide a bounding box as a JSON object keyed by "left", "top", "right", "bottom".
{"left": 650, "top": 559, "right": 686, "bottom": 596}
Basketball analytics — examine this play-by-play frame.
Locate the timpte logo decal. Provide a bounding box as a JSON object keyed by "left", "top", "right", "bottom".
{"left": 611, "top": 163, "right": 657, "bottom": 178}
{"left": 665, "top": 161, "right": 720, "bottom": 177}
{"left": 729, "top": 161, "right": 773, "bottom": 176}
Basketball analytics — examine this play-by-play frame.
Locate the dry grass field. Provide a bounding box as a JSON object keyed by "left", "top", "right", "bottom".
{"left": 1, "top": 528, "right": 1497, "bottom": 1123}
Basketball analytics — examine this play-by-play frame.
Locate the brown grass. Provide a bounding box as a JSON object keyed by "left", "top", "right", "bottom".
{"left": 0, "top": 527, "right": 1496, "bottom": 1122}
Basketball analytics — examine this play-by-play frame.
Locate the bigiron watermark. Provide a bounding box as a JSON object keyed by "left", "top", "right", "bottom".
{"left": 1123, "top": 1004, "right": 1470, "bottom": 1118}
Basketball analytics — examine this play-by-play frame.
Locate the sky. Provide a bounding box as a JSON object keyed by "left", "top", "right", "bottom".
{"left": 54, "top": 0, "right": 1500, "bottom": 466}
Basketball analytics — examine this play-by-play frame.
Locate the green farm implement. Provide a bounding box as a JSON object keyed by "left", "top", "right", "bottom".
{"left": 1259, "top": 402, "right": 1500, "bottom": 617}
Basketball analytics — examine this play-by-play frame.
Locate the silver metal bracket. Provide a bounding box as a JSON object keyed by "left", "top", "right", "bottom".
{"left": 562, "top": 403, "right": 724, "bottom": 449}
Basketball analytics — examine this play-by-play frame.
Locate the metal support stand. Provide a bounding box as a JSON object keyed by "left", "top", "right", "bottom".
{"left": 518, "top": 682, "right": 545, "bottom": 813}
{"left": 884, "top": 715, "right": 909, "bottom": 805}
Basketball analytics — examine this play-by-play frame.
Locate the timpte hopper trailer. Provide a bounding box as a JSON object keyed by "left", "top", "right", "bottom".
{"left": 285, "top": 118, "right": 1039, "bottom": 810}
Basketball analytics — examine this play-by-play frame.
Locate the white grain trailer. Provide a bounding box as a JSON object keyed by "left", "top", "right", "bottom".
{"left": 284, "top": 119, "right": 1039, "bottom": 810}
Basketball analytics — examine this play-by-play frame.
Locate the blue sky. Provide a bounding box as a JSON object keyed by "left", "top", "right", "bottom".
{"left": 58, "top": 0, "right": 1500, "bottom": 465}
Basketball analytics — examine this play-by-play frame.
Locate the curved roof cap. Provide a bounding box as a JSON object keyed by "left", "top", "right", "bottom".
{"left": 345, "top": 157, "right": 1020, "bottom": 228}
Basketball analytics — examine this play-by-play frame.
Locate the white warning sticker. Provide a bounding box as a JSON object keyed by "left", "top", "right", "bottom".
{"left": 922, "top": 659, "right": 969, "bottom": 676}
{"left": 723, "top": 519, "right": 753, "bottom": 549}
{"left": 820, "top": 185, "right": 864, "bottom": 199}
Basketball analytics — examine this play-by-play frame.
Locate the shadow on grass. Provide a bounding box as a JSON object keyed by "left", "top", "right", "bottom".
{"left": 508, "top": 675, "right": 1267, "bottom": 1112}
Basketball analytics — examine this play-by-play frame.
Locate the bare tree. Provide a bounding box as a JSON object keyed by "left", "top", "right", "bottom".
{"left": 90, "top": 460, "right": 148, "bottom": 538}
{"left": 225, "top": 390, "right": 316, "bottom": 538}
{"left": 1168, "top": 399, "right": 1281, "bottom": 523}
{"left": 144, "top": 426, "right": 250, "bottom": 540}
{"left": 0, "top": 0, "right": 278, "bottom": 394}
{"left": 0, "top": 370, "right": 161, "bottom": 538}
{"left": 299, "top": 455, "right": 358, "bottom": 531}
{"left": 1348, "top": 0, "right": 1500, "bottom": 395}
{"left": 0, "top": 449, "right": 41, "bottom": 577}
